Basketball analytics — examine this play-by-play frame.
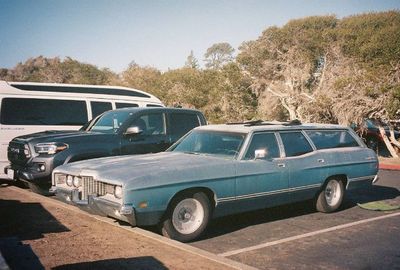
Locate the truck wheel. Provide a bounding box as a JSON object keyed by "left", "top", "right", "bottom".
{"left": 161, "top": 192, "right": 210, "bottom": 242}
{"left": 316, "top": 178, "right": 344, "bottom": 213}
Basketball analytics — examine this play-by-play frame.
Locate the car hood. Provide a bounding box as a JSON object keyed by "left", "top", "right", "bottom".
{"left": 54, "top": 152, "right": 237, "bottom": 190}
{"left": 13, "top": 130, "right": 113, "bottom": 145}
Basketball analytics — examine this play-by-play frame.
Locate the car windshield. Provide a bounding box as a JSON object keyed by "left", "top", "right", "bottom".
{"left": 89, "top": 110, "right": 133, "bottom": 133}
{"left": 171, "top": 130, "right": 246, "bottom": 159}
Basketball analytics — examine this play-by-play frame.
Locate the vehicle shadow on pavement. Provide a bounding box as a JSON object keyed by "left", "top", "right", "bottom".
{"left": 52, "top": 256, "right": 168, "bottom": 270}
{"left": 0, "top": 198, "right": 70, "bottom": 241}
{"left": 343, "top": 184, "right": 400, "bottom": 208}
{"left": 198, "top": 200, "right": 316, "bottom": 241}
{"left": 0, "top": 237, "right": 45, "bottom": 270}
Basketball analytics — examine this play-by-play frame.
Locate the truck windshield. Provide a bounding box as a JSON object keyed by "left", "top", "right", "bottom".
{"left": 89, "top": 110, "right": 133, "bottom": 133}
{"left": 171, "top": 130, "right": 245, "bottom": 159}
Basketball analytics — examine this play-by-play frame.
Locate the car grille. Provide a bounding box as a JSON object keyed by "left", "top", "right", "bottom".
{"left": 81, "top": 176, "right": 113, "bottom": 201}
{"left": 8, "top": 141, "right": 30, "bottom": 165}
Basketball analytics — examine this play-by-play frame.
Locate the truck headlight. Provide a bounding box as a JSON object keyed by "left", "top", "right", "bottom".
{"left": 114, "top": 186, "right": 123, "bottom": 199}
{"left": 34, "top": 142, "right": 68, "bottom": 155}
{"left": 66, "top": 175, "right": 73, "bottom": 186}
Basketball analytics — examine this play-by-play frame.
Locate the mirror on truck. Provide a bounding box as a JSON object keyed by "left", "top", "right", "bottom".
{"left": 124, "top": 126, "right": 142, "bottom": 136}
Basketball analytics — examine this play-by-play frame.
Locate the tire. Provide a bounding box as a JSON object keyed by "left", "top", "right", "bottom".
{"left": 316, "top": 178, "right": 344, "bottom": 213}
{"left": 27, "top": 182, "right": 53, "bottom": 196}
{"left": 161, "top": 192, "right": 211, "bottom": 242}
{"left": 365, "top": 136, "right": 378, "bottom": 152}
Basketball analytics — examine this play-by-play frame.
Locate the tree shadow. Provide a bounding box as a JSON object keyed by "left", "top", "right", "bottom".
{"left": 52, "top": 256, "right": 168, "bottom": 270}
{"left": 0, "top": 237, "right": 44, "bottom": 270}
{"left": 0, "top": 199, "right": 70, "bottom": 241}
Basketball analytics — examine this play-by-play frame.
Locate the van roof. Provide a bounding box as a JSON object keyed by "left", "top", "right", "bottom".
{"left": 0, "top": 80, "right": 162, "bottom": 104}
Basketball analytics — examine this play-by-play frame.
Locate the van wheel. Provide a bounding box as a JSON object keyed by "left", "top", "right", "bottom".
{"left": 316, "top": 178, "right": 344, "bottom": 213}
{"left": 161, "top": 192, "right": 210, "bottom": 242}
{"left": 27, "top": 182, "right": 53, "bottom": 196}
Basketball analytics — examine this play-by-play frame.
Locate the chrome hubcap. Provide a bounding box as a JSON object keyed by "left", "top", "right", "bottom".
{"left": 325, "top": 180, "right": 341, "bottom": 206}
{"left": 172, "top": 198, "right": 204, "bottom": 235}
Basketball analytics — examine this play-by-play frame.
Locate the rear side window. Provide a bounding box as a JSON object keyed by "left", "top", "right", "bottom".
{"left": 116, "top": 102, "right": 138, "bottom": 109}
{"left": 146, "top": 104, "right": 163, "bottom": 108}
{"left": 280, "top": 132, "right": 313, "bottom": 157}
{"left": 1, "top": 98, "right": 87, "bottom": 125}
{"left": 244, "top": 133, "right": 280, "bottom": 160}
{"left": 169, "top": 113, "right": 200, "bottom": 137}
{"left": 91, "top": 101, "right": 112, "bottom": 118}
{"left": 306, "top": 130, "right": 360, "bottom": 149}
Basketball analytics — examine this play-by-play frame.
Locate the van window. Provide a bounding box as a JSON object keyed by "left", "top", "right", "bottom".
{"left": 91, "top": 101, "right": 112, "bottom": 118}
{"left": 306, "top": 130, "right": 360, "bottom": 149}
{"left": 0, "top": 98, "right": 87, "bottom": 125}
{"left": 116, "top": 102, "right": 139, "bottom": 109}
{"left": 280, "top": 132, "right": 313, "bottom": 157}
{"left": 146, "top": 104, "right": 163, "bottom": 108}
{"left": 169, "top": 113, "right": 200, "bottom": 137}
{"left": 244, "top": 133, "right": 280, "bottom": 160}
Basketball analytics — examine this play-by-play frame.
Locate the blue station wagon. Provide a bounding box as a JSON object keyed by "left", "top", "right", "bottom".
{"left": 52, "top": 120, "right": 379, "bottom": 242}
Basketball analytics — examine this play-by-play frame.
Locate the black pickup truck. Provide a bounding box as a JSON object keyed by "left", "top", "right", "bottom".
{"left": 5, "top": 107, "right": 206, "bottom": 194}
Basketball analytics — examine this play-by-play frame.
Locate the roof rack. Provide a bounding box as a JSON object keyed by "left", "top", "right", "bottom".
{"left": 226, "top": 119, "right": 302, "bottom": 127}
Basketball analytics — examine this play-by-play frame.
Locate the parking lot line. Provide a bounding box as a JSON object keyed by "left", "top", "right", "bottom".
{"left": 219, "top": 211, "right": 400, "bottom": 257}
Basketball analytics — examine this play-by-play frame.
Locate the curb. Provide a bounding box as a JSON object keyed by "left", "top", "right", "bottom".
{"left": 379, "top": 163, "right": 400, "bottom": 171}
{"left": 7, "top": 186, "right": 257, "bottom": 270}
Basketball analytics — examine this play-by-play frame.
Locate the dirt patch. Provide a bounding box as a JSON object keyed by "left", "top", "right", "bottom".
{"left": 0, "top": 185, "right": 235, "bottom": 270}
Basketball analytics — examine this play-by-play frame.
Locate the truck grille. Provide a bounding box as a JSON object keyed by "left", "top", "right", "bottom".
{"left": 8, "top": 141, "right": 30, "bottom": 165}
{"left": 81, "top": 176, "right": 113, "bottom": 201}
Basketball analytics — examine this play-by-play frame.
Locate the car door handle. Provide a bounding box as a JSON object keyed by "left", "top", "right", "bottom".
{"left": 277, "top": 163, "right": 285, "bottom": 168}
{"left": 317, "top": 159, "right": 325, "bottom": 163}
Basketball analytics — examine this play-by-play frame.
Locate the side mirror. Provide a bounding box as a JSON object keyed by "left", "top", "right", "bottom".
{"left": 254, "top": 149, "right": 267, "bottom": 160}
{"left": 124, "top": 126, "right": 142, "bottom": 136}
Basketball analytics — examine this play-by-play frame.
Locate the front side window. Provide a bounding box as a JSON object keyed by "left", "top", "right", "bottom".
{"left": 129, "top": 113, "right": 166, "bottom": 135}
{"left": 280, "top": 131, "right": 313, "bottom": 157}
{"left": 306, "top": 130, "right": 360, "bottom": 149}
{"left": 89, "top": 110, "right": 133, "bottom": 133}
{"left": 91, "top": 101, "right": 112, "bottom": 118}
{"left": 171, "top": 130, "right": 245, "bottom": 159}
{"left": 244, "top": 133, "right": 280, "bottom": 160}
{"left": 169, "top": 113, "right": 200, "bottom": 137}
{"left": 1, "top": 98, "right": 87, "bottom": 125}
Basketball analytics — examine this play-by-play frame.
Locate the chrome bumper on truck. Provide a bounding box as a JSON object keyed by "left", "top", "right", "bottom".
{"left": 52, "top": 187, "right": 136, "bottom": 226}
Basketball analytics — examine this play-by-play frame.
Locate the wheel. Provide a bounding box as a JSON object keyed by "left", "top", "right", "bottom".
{"left": 316, "top": 178, "right": 344, "bottom": 213}
{"left": 161, "top": 192, "right": 211, "bottom": 242}
{"left": 27, "top": 182, "right": 53, "bottom": 196}
{"left": 365, "top": 136, "right": 378, "bottom": 152}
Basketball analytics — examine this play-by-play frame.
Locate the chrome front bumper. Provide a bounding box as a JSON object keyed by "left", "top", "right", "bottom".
{"left": 52, "top": 187, "right": 136, "bottom": 226}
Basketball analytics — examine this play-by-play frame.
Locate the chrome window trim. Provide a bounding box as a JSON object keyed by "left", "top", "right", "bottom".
{"left": 217, "top": 183, "right": 322, "bottom": 203}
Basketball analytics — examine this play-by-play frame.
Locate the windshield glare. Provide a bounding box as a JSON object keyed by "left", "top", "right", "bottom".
{"left": 172, "top": 130, "right": 245, "bottom": 158}
{"left": 89, "top": 111, "right": 133, "bottom": 133}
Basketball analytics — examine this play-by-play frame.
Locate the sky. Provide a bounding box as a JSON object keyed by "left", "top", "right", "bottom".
{"left": 0, "top": 0, "right": 399, "bottom": 72}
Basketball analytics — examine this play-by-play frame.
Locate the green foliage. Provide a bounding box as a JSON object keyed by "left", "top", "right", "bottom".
{"left": 204, "top": 42, "right": 235, "bottom": 70}
{"left": 338, "top": 11, "right": 400, "bottom": 66}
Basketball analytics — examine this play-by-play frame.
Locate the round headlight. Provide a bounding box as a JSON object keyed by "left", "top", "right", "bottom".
{"left": 73, "top": 176, "right": 81, "bottom": 187}
{"left": 66, "top": 175, "right": 73, "bottom": 186}
{"left": 114, "top": 186, "right": 123, "bottom": 199}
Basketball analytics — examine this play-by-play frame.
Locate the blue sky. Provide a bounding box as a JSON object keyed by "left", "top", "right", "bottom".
{"left": 0, "top": 0, "right": 399, "bottom": 72}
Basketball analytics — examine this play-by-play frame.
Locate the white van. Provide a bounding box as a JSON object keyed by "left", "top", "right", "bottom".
{"left": 0, "top": 80, "right": 164, "bottom": 178}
